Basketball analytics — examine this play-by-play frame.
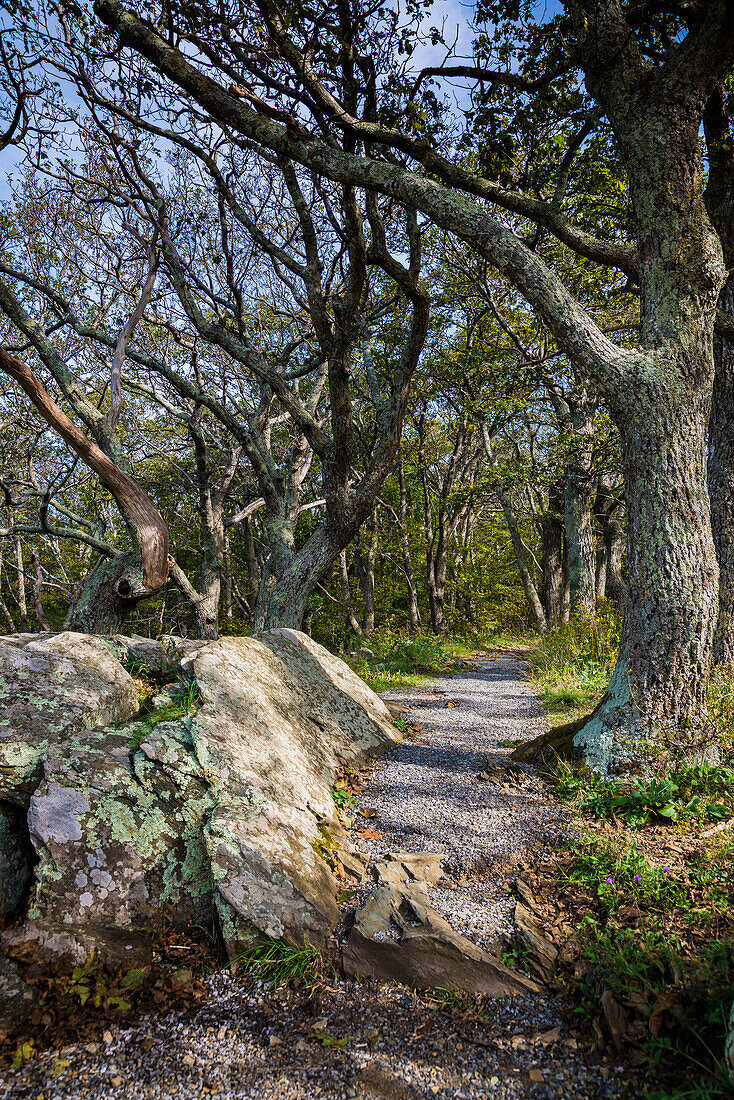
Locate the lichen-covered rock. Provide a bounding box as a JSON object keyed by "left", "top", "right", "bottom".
{"left": 18, "top": 720, "right": 214, "bottom": 965}
{"left": 0, "top": 632, "right": 139, "bottom": 806}
{"left": 0, "top": 629, "right": 400, "bottom": 968}
{"left": 192, "top": 631, "right": 399, "bottom": 953}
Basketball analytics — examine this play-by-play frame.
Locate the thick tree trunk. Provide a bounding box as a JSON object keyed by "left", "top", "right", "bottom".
{"left": 704, "top": 88, "right": 734, "bottom": 664}
{"left": 599, "top": 511, "right": 626, "bottom": 610}
{"left": 575, "top": 388, "right": 719, "bottom": 775}
{"left": 0, "top": 349, "right": 169, "bottom": 634}
{"left": 66, "top": 551, "right": 156, "bottom": 634}
{"left": 708, "top": 276, "right": 734, "bottom": 663}
{"left": 261, "top": 523, "right": 339, "bottom": 629}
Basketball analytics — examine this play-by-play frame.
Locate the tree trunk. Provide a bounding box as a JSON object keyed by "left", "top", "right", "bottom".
{"left": 354, "top": 518, "right": 378, "bottom": 637}
{"left": 575, "top": 388, "right": 719, "bottom": 775}
{"left": 261, "top": 523, "right": 338, "bottom": 629}
{"left": 0, "top": 349, "right": 169, "bottom": 635}
{"left": 338, "top": 550, "right": 363, "bottom": 637}
{"left": 704, "top": 87, "right": 734, "bottom": 664}
{"left": 398, "top": 450, "right": 421, "bottom": 634}
{"left": 223, "top": 532, "right": 233, "bottom": 623}
{"left": 708, "top": 274, "right": 734, "bottom": 663}
{"left": 541, "top": 483, "right": 565, "bottom": 628}
{"left": 564, "top": 399, "right": 596, "bottom": 618}
{"left": 494, "top": 484, "right": 546, "bottom": 634}
{"left": 30, "top": 545, "right": 50, "bottom": 630}
{"left": 13, "top": 533, "right": 27, "bottom": 631}
{"left": 595, "top": 545, "right": 607, "bottom": 603}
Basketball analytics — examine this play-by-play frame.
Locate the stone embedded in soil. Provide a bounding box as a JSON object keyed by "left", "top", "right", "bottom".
{"left": 0, "top": 955, "right": 37, "bottom": 1038}
{"left": 343, "top": 882, "right": 542, "bottom": 997}
{"left": 513, "top": 901, "right": 558, "bottom": 983}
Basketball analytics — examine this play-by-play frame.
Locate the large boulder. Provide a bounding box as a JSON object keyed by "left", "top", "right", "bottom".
{"left": 0, "top": 631, "right": 139, "bottom": 806}
{"left": 0, "top": 632, "right": 139, "bottom": 924}
{"left": 5, "top": 720, "right": 215, "bottom": 964}
{"left": 2, "top": 630, "right": 400, "bottom": 964}
{"left": 192, "top": 630, "right": 398, "bottom": 954}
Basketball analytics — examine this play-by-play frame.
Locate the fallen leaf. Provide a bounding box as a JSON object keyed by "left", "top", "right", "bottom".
{"left": 445, "top": 699, "right": 461, "bottom": 707}
{"left": 537, "top": 1027, "right": 561, "bottom": 1045}
{"left": 529, "top": 1069, "right": 545, "bottom": 1083}
{"left": 353, "top": 829, "right": 381, "bottom": 841}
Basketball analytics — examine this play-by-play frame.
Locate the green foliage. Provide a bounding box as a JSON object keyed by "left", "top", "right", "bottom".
{"left": 343, "top": 633, "right": 486, "bottom": 692}
{"left": 128, "top": 679, "right": 202, "bottom": 749}
{"left": 235, "top": 939, "right": 322, "bottom": 990}
{"left": 561, "top": 834, "right": 688, "bottom": 916}
{"left": 571, "top": 920, "right": 734, "bottom": 1095}
{"left": 527, "top": 607, "right": 620, "bottom": 725}
{"left": 553, "top": 761, "right": 734, "bottom": 829}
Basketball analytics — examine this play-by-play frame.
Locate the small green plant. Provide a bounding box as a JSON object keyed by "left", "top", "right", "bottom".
{"left": 128, "top": 679, "right": 203, "bottom": 749}
{"left": 500, "top": 943, "right": 532, "bottom": 972}
{"left": 237, "top": 939, "right": 322, "bottom": 989}
{"left": 331, "top": 786, "right": 355, "bottom": 813}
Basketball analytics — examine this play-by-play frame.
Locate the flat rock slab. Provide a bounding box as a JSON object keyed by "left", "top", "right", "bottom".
{"left": 343, "top": 883, "right": 541, "bottom": 997}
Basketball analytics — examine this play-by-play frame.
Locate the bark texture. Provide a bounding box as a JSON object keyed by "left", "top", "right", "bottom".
{"left": 705, "top": 85, "right": 734, "bottom": 664}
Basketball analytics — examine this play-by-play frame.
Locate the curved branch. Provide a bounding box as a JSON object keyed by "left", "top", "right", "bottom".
{"left": 0, "top": 347, "right": 169, "bottom": 593}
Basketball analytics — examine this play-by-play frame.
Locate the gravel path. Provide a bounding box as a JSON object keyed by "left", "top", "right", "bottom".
{"left": 358, "top": 654, "right": 571, "bottom": 950}
{"left": 1, "top": 653, "right": 640, "bottom": 1100}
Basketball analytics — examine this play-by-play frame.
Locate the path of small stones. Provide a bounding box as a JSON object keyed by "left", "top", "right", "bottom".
{"left": 2, "top": 653, "right": 640, "bottom": 1100}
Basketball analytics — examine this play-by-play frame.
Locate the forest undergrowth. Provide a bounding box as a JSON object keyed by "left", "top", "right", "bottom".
{"left": 518, "top": 612, "right": 734, "bottom": 1100}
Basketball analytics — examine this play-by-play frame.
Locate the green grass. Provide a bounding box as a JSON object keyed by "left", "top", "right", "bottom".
{"left": 343, "top": 633, "right": 494, "bottom": 692}
{"left": 524, "top": 607, "right": 620, "bottom": 727}
{"left": 128, "top": 679, "right": 202, "bottom": 749}
{"left": 235, "top": 939, "right": 322, "bottom": 989}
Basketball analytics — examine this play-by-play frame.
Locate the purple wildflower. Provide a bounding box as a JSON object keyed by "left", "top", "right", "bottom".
{"left": 604, "top": 876, "right": 614, "bottom": 884}
{"left": 634, "top": 875, "right": 642, "bottom": 882}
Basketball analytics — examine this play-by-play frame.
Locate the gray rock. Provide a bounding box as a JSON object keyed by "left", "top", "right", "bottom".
{"left": 0, "top": 955, "right": 37, "bottom": 1039}
{"left": 1, "top": 629, "right": 400, "bottom": 964}
{"left": 514, "top": 901, "right": 558, "bottom": 983}
{"left": 192, "top": 631, "right": 400, "bottom": 954}
{"left": 15, "top": 720, "right": 215, "bottom": 966}
{"left": 343, "top": 883, "right": 541, "bottom": 996}
{"left": 0, "top": 631, "right": 139, "bottom": 807}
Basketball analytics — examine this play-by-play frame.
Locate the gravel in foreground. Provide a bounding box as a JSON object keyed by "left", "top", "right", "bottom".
{"left": 2, "top": 654, "right": 642, "bottom": 1099}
